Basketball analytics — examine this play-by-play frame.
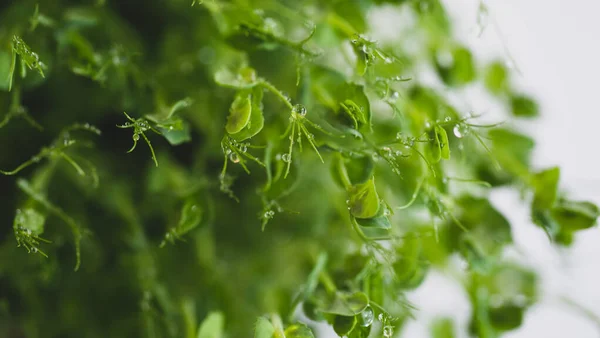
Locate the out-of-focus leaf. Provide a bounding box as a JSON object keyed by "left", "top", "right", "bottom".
{"left": 511, "top": 94, "right": 539, "bottom": 118}
{"left": 484, "top": 61, "right": 509, "bottom": 95}
{"left": 254, "top": 317, "right": 275, "bottom": 338}
{"left": 551, "top": 199, "right": 599, "bottom": 231}
{"left": 319, "top": 291, "right": 369, "bottom": 317}
{"left": 531, "top": 167, "right": 560, "bottom": 210}
{"left": 284, "top": 323, "right": 315, "bottom": 338}
{"left": 197, "top": 312, "right": 224, "bottom": 338}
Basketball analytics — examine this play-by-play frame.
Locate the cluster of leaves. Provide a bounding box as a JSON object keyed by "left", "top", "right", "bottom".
{"left": 0, "top": 0, "right": 597, "bottom": 337}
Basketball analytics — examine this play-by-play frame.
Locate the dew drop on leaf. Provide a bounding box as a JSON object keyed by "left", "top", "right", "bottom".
{"left": 453, "top": 124, "right": 469, "bottom": 138}
{"left": 383, "top": 325, "right": 393, "bottom": 338}
{"left": 229, "top": 152, "right": 240, "bottom": 163}
{"left": 293, "top": 104, "right": 307, "bottom": 117}
{"left": 360, "top": 306, "right": 374, "bottom": 327}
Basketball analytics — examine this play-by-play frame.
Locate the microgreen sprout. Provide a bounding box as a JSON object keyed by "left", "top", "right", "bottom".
{"left": 117, "top": 112, "right": 161, "bottom": 167}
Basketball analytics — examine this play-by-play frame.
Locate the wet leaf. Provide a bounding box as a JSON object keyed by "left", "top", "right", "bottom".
{"left": 231, "top": 86, "right": 265, "bottom": 141}
{"left": 348, "top": 177, "right": 380, "bottom": 219}
{"left": 226, "top": 93, "right": 252, "bottom": 134}
{"left": 320, "top": 291, "right": 369, "bottom": 317}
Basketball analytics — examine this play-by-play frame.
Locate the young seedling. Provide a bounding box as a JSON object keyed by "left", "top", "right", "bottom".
{"left": 8, "top": 35, "right": 45, "bottom": 91}
{"left": 117, "top": 112, "right": 161, "bottom": 167}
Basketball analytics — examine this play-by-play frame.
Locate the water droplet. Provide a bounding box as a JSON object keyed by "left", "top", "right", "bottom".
{"left": 383, "top": 325, "right": 393, "bottom": 338}
{"left": 264, "top": 210, "right": 275, "bottom": 219}
{"left": 424, "top": 121, "right": 432, "bottom": 130}
{"left": 383, "top": 208, "right": 391, "bottom": 216}
{"left": 133, "top": 134, "right": 140, "bottom": 141}
{"left": 25, "top": 229, "right": 32, "bottom": 236}
{"left": 396, "top": 132, "right": 402, "bottom": 140}
{"left": 292, "top": 104, "right": 307, "bottom": 117}
{"left": 378, "top": 313, "right": 385, "bottom": 322}
{"left": 453, "top": 124, "right": 469, "bottom": 138}
{"left": 444, "top": 116, "right": 452, "bottom": 122}
{"left": 32, "top": 247, "right": 38, "bottom": 253}
{"left": 384, "top": 57, "right": 393, "bottom": 64}
{"left": 229, "top": 152, "right": 240, "bottom": 163}
{"left": 281, "top": 153, "right": 291, "bottom": 163}
{"left": 389, "top": 91, "right": 399, "bottom": 102}
{"left": 360, "top": 306, "right": 374, "bottom": 327}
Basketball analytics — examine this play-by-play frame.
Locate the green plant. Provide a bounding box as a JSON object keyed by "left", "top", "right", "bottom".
{"left": 0, "top": 0, "right": 597, "bottom": 337}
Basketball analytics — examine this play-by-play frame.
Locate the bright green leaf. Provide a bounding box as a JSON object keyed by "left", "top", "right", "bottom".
{"left": 226, "top": 93, "right": 252, "bottom": 134}
{"left": 197, "top": 312, "right": 224, "bottom": 338}
{"left": 284, "top": 323, "right": 315, "bottom": 338}
{"left": 348, "top": 177, "right": 380, "bottom": 219}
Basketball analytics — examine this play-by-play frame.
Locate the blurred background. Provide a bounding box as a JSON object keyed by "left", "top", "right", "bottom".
{"left": 397, "top": 0, "right": 600, "bottom": 337}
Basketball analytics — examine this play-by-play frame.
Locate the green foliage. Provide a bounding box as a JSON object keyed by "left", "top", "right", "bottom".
{"left": 0, "top": 1, "right": 596, "bottom": 338}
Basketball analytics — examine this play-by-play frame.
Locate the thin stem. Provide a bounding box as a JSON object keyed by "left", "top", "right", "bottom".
{"left": 259, "top": 80, "right": 294, "bottom": 110}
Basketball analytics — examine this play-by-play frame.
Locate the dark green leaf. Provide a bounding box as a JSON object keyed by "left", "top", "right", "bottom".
{"left": 511, "top": 94, "right": 539, "bottom": 118}
{"left": 333, "top": 315, "right": 357, "bottom": 337}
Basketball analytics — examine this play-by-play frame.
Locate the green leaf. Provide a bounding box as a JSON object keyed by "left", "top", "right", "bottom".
{"left": 551, "top": 199, "right": 599, "bottom": 231}
{"left": 436, "top": 125, "right": 450, "bottom": 160}
{"left": 254, "top": 317, "right": 275, "bottom": 338}
{"left": 226, "top": 93, "right": 252, "bottom": 134}
{"left": 333, "top": 315, "right": 357, "bottom": 337}
{"left": 355, "top": 208, "right": 391, "bottom": 230}
{"left": 284, "top": 323, "right": 315, "bottom": 338}
{"left": 14, "top": 208, "right": 46, "bottom": 235}
{"left": 431, "top": 317, "right": 456, "bottom": 338}
{"left": 511, "top": 94, "right": 539, "bottom": 118}
{"left": 531, "top": 167, "right": 560, "bottom": 210}
{"left": 348, "top": 177, "right": 380, "bottom": 219}
{"left": 320, "top": 291, "right": 369, "bottom": 317}
{"left": 484, "top": 61, "right": 509, "bottom": 95}
{"left": 197, "top": 312, "right": 224, "bottom": 338}
{"left": 231, "top": 86, "right": 265, "bottom": 141}
{"left": 435, "top": 46, "right": 476, "bottom": 86}
{"left": 160, "top": 121, "right": 192, "bottom": 145}
{"left": 488, "top": 305, "right": 524, "bottom": 331}
{"left": 310, "top": 66, "right": 371, "bottom": 130}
